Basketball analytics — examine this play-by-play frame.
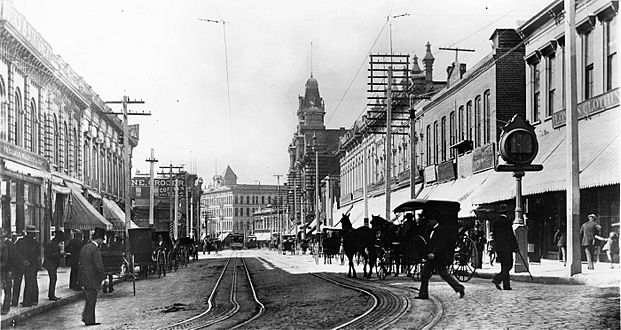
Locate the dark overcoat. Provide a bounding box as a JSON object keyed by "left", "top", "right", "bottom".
{"left": 79, "top": 241, "right": 106, "bottom": 290}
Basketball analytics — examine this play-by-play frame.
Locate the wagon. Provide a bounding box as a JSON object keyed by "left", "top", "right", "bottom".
{"left": 321, "top": 227, "right": 343, "bottom": 264}
{"left": 389, "top": 199, "right": 477, "bottom": 282}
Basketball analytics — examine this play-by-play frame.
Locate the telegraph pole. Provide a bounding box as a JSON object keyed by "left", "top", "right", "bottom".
{"left": 158, "top": 164, "right": 184, "bottom": 238}
{"left": 104, "top": 96, "right": 148, "bottom": 254}
{"left": 385, "top": 67, "right": 393, "bottom": 222}
{"left": 438, "top": 47, "right": 475, "bottom": 63}
{"left": 564, "top": 0, "right": 581, "bottom": 276}
{"left": 146, "top": 149, "right": 158, "bottom": 227}
{"left": 274, "top": 174, "right": 282, "bottom": 250}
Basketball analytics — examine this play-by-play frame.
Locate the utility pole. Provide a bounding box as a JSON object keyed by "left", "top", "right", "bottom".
{"left": 439, "top": 47, "right": 475, "bottom": 63}
{"left": 314, "top": 134, "right": 321, "bottom": 251}
{"left": 104, "top": 96, "right": 148, "bottom": 254}
{"left": 274, "top": 174, "right": 282, "bottom": 250}
{"left": 385, "top": 67, "right": 393, "bottom": 222}
{"left": 146, "top": 149, "right": 158, "bottom": 227}
{"left": 564, "top": 0, "right": 581, "bottom": 276}
{"left": 158, "top": 164, "right": 184, "bottom": 238}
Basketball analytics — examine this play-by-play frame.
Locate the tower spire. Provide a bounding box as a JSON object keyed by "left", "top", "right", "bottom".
{"left": 310, "top": 41, "right": 314, "bottom": 77}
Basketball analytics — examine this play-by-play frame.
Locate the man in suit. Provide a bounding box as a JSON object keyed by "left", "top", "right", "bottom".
{"left": 580, "top": 214, "right": 602, "bottom": 270}
{"left": 43, "top": 230, "right": 65, "bottom": 301}
{"left": 14, "top": 225, "right": 40, "bottom": 307}
{"left": 491, "top": 205, "right": 519, "bottom": 290}
{"left": 416, "top": 211, "right": 465, "bottom": 300}
{"left": 65, "top": 230, "right": 84, "bottom": 290}
{"left": 79, "top": 227, "right": 106, "bottom": 326}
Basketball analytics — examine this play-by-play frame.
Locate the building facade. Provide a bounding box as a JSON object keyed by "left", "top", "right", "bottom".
{"left": 200, "top": 166, "right": 285, "bottom": 242}
{"left": 287, "top": 75, "right": 346, "bottom": 231}
{"left": 0, "top": 1, "right": 137, "bottom": 246}
{"left": 470, "top": 0, "right": 619, "bottom": 261}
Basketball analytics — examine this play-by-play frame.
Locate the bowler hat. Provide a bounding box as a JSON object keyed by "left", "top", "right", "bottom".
{"left": 588, "top": 214, "right": 598, "bottom": 220}
{"left": 92, "top": 227, "right": 106, "bottom": 240}
{"left": 53, "top": 230, "right": 65, "bottom": 240}
{"left": 25, "top": 225, "right": 39, "bottom": 233}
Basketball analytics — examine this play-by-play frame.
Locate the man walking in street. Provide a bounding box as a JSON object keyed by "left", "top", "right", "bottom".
{"left": 43, "top": 230, "right": 65, "bottom": 301}
{"left": 580, "top": 214, "right": 601, "bottom": 270}
{"left": 2, "top": 228, "right": 25, "bottom": 315}
{"left": 415, "top": 211, "right": 465, "bottom": 300}
{"left": 80, "top": 227, "right": 107, "bottom": 326}
{"left": 14, "top": 225, "right": 40, "bottom": 307}
{"left": 65, "top": 230, "right": 84, "bottom": 290}
{"left": 491, "top": 205, "right": 519, "bottom": 290}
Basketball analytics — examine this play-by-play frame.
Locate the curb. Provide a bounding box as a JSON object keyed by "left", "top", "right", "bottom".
{"left": 472, "top": 271, "right": 581, "bottom": 286}
{"left": 1, "top": 291, "right": 83, "bottom": 328}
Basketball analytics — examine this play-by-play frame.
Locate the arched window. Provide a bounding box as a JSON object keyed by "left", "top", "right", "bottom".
{"left": 53, "top": 114, "right": 59, "bottom": 165}
{"left": 73, "top": 128, "right": 78, "bottom": 176}
{"left": 483, "top": 90, "right": 491, "bottom": 144}
{"left": 0, "top": 76, "right": 5, "bottom": 141}
{"left": 64, "top": 122, "right": 69, "bottom": 173}
{"left": 14, "top": 88, "right": 23, "bottom": 147}
{"left": 449, "top": 111, "right": 456, "bottom": 159}
{"left": 433, "top": 121, "right": 439, "bottom": 164}
{"left": 28, "top": 99, "right": 37, "bottom": 152}
{"left": 84, "top": 140, "right": 89, "bottom": 184}
{"left": 458, "top": 106, "right": 464, "bottom": 141}
{"left": 441, "top": 116, "right": 447, "bottom": 162}
{"left": 466, "top": 101, "right": 472, "bottom": 141}
{"left": 474, "top": 96, "right": 481, "bottom": 147}
{"left": 426, "top": 125, "right": 431, "bottom": 165}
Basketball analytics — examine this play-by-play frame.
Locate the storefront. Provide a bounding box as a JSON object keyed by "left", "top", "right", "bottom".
{"left": 0, "top": 141, "right": 48, "bottom": 243}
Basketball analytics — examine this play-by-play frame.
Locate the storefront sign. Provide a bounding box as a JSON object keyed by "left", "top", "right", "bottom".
{"left": 0, "top": 141, "right": 48, "bottom": 170}
{"left": 552, "top": 88, "right": 619, "bottom": 128}
{"left": 424, "top": 165, "right": 437, "bottom": 183}
{"left": 437, "top": 160, "right": 456, "bottom": 182}
{"left": 472, "top": 143, "right": 495, "bottom": 173}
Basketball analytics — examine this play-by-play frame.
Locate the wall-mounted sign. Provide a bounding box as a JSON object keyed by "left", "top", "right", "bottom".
{"left": 0, "top": 141, "right": 48, "bottom": 170}
{"left": 552, "top": 88, "right": 619, "bottom": 128}
{"left": 424, "top": 165, "right": 437, "bottom": 183}
{"left": 437, "top": 160, "right": 456, "bottom": 182}
{"left": 472, "top": 143, "right": 496, "bottom": 173}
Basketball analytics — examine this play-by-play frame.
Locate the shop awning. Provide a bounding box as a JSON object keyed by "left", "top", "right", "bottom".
{"left": 51, "top": 184, "right": 71, "bottom": 194}
{"left": 103, "top": 198, "right": 139, "bottom": 231}
{"left": 87, "top": 189, "right": 102, "bottom": 200}
{"left": 64, "top": 181, "right": 84, "bottom": 193}
{"left": 66, "top": 191, "right": 113, "bottom": 231}
{"left": 218, "top": 232, "right": 231, "bottom": 241}
{"left": 254, "top": 232, "right": 271, "bottom": 241}
{"left": 471, "top": 109, "right": 620, "bottom": 205}
{"left": 417, "top": 169, "right": 495, "bottom": 218}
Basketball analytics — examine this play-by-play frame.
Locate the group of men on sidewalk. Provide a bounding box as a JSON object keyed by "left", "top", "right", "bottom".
{"left": 0, "top": 226, "right": 108, "bottom": 326}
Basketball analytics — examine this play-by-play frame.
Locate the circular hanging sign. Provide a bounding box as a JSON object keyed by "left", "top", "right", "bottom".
{"left": 499, "top": 128, "right": 539, "bottom": 164}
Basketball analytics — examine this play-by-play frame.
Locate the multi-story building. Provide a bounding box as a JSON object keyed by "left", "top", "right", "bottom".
{"left": 0, "top": 1, "right": 138, "bottom": 244}
{"left": 470, "top": 0, "right": 619, "bottom": 261}
{"left": 200, "top": 166, "right": 285, "bottom": 242}
{"left": 287, "top": 74, "right": 347, "bottom": 231}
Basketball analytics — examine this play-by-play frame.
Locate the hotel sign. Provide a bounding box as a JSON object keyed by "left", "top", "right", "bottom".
{"left": 0, "top": 141, "right": 48, "bottom": 170}
{"left": 472, "top": 143, "right": 496, "bottom": 173}
{"left": 552, "top": 89, "right": 619, "bottom": 128}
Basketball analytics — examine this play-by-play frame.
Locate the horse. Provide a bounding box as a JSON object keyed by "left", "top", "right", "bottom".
{"left": 371, "top": 214, "right": 428, "bottom": 276}
{"left": 340, "top": 213, "right": 376, "bottom": 278}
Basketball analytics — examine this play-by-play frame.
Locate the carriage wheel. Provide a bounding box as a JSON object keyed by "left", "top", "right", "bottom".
{"left": 453, "top": 237, "right": 477, "bottom": 282}
{"left": 410, "top": 262, "right": 422, "bottom": 281}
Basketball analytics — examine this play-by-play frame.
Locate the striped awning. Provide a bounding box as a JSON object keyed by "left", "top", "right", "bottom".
{"left": 65, "top": 191, "right": 113, "bottom": 231}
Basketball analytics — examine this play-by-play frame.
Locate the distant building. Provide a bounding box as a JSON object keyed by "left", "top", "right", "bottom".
{"left": 200, "top": 166, "right": 285, "bottom": 241}
{"left": 287, "top": 74, "right": 346, "bottom": 232}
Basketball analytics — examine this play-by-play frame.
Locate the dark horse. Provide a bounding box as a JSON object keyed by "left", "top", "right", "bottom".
{"left": 371, "top": 214, "right": 428, "bottom": 276}
{"left": 340, "top": 214, "right": 376, "bottom": 278}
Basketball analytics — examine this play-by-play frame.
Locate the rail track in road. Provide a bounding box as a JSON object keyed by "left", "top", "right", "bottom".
{"left": 159, "top": 252, "right": 264, "bottom": 330}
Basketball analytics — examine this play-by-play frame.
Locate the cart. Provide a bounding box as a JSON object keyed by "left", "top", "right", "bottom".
{"left": 321, "top": 227, "right": 343, "bottom": 264}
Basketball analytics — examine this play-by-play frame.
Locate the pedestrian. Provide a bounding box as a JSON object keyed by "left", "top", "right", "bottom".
{"left": 415, "top": 211, "right": 465, "bottom": 300}
{"left": 491, "top": 205, "right": 519, "bottom": 291}
{"left": 596, "top": 231, "right": 619, "bottom": 269}
{"left": 580, "top": 214, "right": 601, "bottom": 270}
{"left": 79, "top": 227, "right": 107, "bottom": 326}
{"left": 65, "top": 230, "right": 84, "bottom": 290}
{"left": 43, "top": 229, "right": 65, "bottom": 301}
{"left": 14, "top": 225, "right": 40, "bottom": 307}
{"left": 472, "top": 221, "right": 486, "bottom": 269}
{"left": 0, "top": 228, "right": 10, "bottom": 315}
{"left": 554, "top": 225, "right": 567, "bottom": 266}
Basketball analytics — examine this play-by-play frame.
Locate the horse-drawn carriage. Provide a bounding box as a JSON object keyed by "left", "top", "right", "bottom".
{"left": 321, "top": 227, "right": 343, "bottom": 264}
{"left": 281, "top": 235, "right": 296, "bottom": 254}
{"left": 372, "top": 199, "right": 477, "bottom": 281}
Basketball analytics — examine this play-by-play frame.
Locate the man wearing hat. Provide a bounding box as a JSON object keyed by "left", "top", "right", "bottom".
{"left": 65, "top": 230, "right": 84, "bottom": 290}
{"left": 491, "top": 204, "right": 519, "bottom": 290}
{"left": 79, "top": 227, "right": 106, "bottom": 326}
{"left": 13, "top": 225, "right": 40, "bottom": 307}
{"left": 43, "top": 230, "right": 65, "bottom": 301}
{"left": 580, "top": 214, "right": 602, "bottom": 270}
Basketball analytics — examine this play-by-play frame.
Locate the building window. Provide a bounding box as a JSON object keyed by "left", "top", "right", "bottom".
{"left": 465, "top": 101, "right": 472, "bottom": 140}
{"left": 483, "top": 90, "right": 491, "bottom": 144}
{"left": 458, "top": 106, "right": 464, "bottom": 141}
{"left": 532, "top": 63, "right": 541, "bottom": 122}
{"left": 28, "top": 99, "right": 36, "bottom": 152}
{"left": 14, "top": 89, "right": 23, "bottom": 147}
{"left": 433, "top": 121, "right": 439, "bottom": 164}
{"left": 441, "top": 116, "right": 446, "bottom": 162}
{"left": 73, "top": 128, "right": 78, "bottom": 175}
{"left": 474, "top": 96, "right": 481, "bottom": 147}
{"left": 547, "top": 55, "right": 556, "bottom": 117}
{"left": 426, "top": 124, "right": 431, "bottom": 165}
{"left": 64, "top": 122, "right": 69, "bottom": 173}
{"left": 449, "top": 111, "right": 456, "bottom": 159}
{"left": 583, "top": 31, "right": 594, "bottom": 100}
{"left": 606, "top": 17, "right": 617, "bottom": 91}
{"left": 53, "top": 115, "right": 59, "bottom": 165}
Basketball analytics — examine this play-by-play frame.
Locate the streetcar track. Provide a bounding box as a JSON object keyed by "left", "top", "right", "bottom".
{"left": 159, "top": 252, "right": 264, "bottom": 330}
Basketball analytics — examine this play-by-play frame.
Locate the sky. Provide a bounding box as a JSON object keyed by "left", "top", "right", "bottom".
{"left": 12, "top": 0, "right": 547, "bottom": 185}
